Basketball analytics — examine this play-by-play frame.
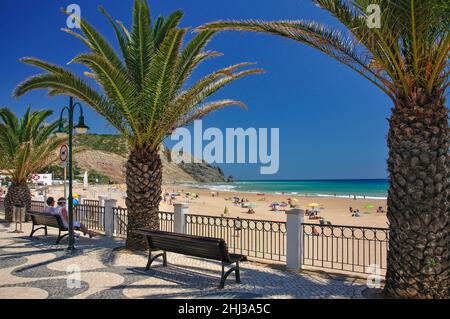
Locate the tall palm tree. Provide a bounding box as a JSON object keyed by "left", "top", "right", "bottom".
{"left": 14, "top": 0, "right": 263, "bottom": 250}
{"left": 197, "top": 0, "right": 449, "bottom": 298}
{"left": 0, "top": 107, "right": 64, "bottom": 221}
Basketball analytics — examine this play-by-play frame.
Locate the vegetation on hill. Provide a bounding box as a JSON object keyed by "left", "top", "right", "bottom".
{"left": 74, "top": 134, "right": 128, "bottom": 156}
{"left": 45, "top": 133, "right": 228, "bottom": 184}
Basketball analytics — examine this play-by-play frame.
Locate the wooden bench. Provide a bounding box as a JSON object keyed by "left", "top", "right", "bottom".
{"left": 137, "top": 229, "right": 247, "bottom": 289}
{"left": 28, "top": 211, "right": 79, "bottom": 245}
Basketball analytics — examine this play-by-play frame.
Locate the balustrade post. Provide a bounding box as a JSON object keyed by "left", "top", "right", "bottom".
{"left": 173, "top": 203, "right": 188, "bottom": 234}
{"left": 286, "top": 208, "right": 304, "bottom": 270}
{"left": 98, "top": 196, "right": 105, "bottom": 207}
{"left": 104, "top": 199, "right": 117, "bottom": 237}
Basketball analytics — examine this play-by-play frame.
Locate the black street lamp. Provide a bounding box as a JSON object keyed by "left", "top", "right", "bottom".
{"left": 56, "top": 97, "right": 89, "bottom": 251}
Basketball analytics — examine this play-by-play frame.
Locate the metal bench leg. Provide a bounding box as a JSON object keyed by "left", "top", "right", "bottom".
{"left": 235, "top": 261, "right": 241, "bottom": 283}
{"left": 29, "top": 222, "right": 35, "bottom": 237}
{"left": 219, "top": 262, "right": 238, "bottom": 289}
{"left": 145, "top": 251, "right": 166, "bottom": 270}
{"left": 145, "top": 251, "right": 152, "bottom": 270}
{"left": 163, "top": 251, "right": 167, "bottom": 267}
{"left": 29, "top": 225, "right": 46, "bottom": 238}
{"left": 219, "top": 263, "right": 226, "bottom": 289}
{"left": 56, "top": 231, "right": 68, "bottom": 245}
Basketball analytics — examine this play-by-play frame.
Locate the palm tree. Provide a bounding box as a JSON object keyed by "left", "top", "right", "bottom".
{"left": 0, "top": 107, "right": 64, "bottom": 221}
{"left": 197, "top": 0, "right": 449, "bottom": 298}
{"left": 14, "top": 0, "right": 263, "bottom": 250}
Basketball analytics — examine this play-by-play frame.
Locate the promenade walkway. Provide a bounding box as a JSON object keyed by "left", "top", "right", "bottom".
{"left": 0, "top": 219, "right": 366, "bottom": 299}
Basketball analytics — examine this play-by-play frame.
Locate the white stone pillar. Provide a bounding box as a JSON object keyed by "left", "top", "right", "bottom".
{"left": 98, "top": 196, "right": 105, "bottom": 207}
{"left": 173, "top": 203, "right": 188, "bottom": 234}
{"left": 104, "top": 199, "right": 117, "bottom": 237}
{"left": 286, "top": 208, "right": 304, "bottom": 270}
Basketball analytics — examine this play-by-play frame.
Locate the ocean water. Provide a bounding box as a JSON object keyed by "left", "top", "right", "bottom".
{"left": 186, "top": 179, "right": 389, "bottom": 199}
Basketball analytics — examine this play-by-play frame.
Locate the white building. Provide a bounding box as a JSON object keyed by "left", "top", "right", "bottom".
{"left": 31, "top": 173, "right": 53, "bottom": 186}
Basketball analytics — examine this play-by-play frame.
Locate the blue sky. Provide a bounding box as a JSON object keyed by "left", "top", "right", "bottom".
{"left": 0, "top": 0, "right": 393, "bottom": 180}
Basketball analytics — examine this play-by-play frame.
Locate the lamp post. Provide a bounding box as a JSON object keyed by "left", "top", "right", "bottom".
{"left": 56, "top": 97, "right": 89, "bottom": 251}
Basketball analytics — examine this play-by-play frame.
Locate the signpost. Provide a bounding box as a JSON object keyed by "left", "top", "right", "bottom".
{"left": 55, "top": 97, "right": 90, "bottom": 251}
{"left": 60, "top": 144, "right": 69, "bottom": 201}
{"left": 60, "top": 144, "right": 69, "bottom": 163}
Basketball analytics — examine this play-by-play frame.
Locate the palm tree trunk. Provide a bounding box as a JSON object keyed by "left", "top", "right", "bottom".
{"left": 125, "top": 146, "right": 162, "bottom": 250}
{"left": 4, "top": 182, "right": 31, "bottom": 222}
{"left": 384, "top": 90, "right": 449, "bottom": 299}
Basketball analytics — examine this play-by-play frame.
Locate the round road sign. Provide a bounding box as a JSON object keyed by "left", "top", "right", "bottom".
{"left": 60, "top": 144, "right": 69, "bottom": 163}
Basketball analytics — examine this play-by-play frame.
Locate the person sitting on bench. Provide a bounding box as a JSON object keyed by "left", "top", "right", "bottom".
{"left": 44, "top": 197, "right": 58, "bottom": 214}
{"left": 51, "top": 197, "right": 96, "bottom": 238}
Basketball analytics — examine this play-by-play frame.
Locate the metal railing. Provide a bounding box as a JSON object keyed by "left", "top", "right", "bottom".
{"left": 112, "top": 207, "right": 128, "bottom": 237}
{"left": 3, "top": 199, "right": 391, "bottom": 276}
{"left": 159, "top": 211, "right": 174, "bottom": 232}
{"left": 74, "top": 204, "right": 105, "bottom": 231}
{"left": 111, "top": 208, "right": 174, "bottom": 237}
{"left": 302, "top": 223, "right": 389, "bottom": 274}
{"left": 185, "top": 214, "right": 287, "bottom": 262}
{"left": 30, "top": 200, "right": 45, "bottom": 212}
{"left": 1, "top": 199, "right": 44, "bottom": 213}
{"left": 83, "top": 199, "right": 100, "bottom": 206}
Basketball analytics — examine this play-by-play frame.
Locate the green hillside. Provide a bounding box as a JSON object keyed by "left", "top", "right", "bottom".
{"left": 70, "top": 133, "right": 227, "bottom": 183}
{"left": 74, "top": 134, "right": 129, "bottom": 156}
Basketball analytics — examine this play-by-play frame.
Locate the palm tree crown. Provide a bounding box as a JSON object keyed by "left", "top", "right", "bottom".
{"left": 0, "top": 106, "right": 64, "bottom": 222}
{"left": 197, "top": 0, "right": 449, "bottom": 100}
{"left": 0, "top": 107, "right": 64, "bottom": 183}
{"left": 14, "top": 0, "right": 263, "bottom": 151}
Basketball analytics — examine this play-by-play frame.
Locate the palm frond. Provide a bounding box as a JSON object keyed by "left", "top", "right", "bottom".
{"left": 197, "top": 0, "right": 450, "bottom": 98}
{"left": 16, "top": 0, "right": 262, "bottom": 151}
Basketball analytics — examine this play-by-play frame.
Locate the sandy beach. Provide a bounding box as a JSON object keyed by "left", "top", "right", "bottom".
{"left": 37, "top": 183, "right": 388, "bottom": 228}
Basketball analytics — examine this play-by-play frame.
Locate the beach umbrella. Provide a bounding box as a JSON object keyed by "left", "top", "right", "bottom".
{"left": 308, "top": 203, "right": 320, "bottom": 207}
{"left": 364, "top": 204, "right": 374, "bottom": 209}
{"left": 270, "top": 202, "right": 280, "bottom": 206}
{"left": 280, "top": 202, "right": 289, "bottom": 207}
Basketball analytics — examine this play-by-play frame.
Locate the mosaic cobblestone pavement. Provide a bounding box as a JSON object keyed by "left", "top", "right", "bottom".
{"left": 0, "top": 220, "right": 365, "bottom": 299}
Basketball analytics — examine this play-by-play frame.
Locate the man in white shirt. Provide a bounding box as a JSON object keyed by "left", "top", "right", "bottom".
{"left": 44, "top": 197, "right": 58, "bottom": 214}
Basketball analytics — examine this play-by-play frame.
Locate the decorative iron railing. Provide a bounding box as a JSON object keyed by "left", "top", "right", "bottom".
{"left": 30, "top": 200, "right": 45, "bottom": 212}
{"left": 83, "top": 199, "right": 100, "bottom": 206}
{"left": 2, "top": 198, "right": 392, "bottom": 276}
{"left": 74, "top": 204, "right": 105, "bottom": 231}
{"left": 158, "top": 211, "right": 174, "bottom": 232}
{"left": 112, "top": 207, "right": 128, "bottom": 237}
{"left": 111, "top": 208, "right": 174, "bottom": 237}
{"left": 1, "top": 199, "right": 43, "bottom": 213}
{"left": 185, "top": 214, "right": 287, "bottom": 262}
{"left": 302, "top": 223, "right": 389, "bottom": 274}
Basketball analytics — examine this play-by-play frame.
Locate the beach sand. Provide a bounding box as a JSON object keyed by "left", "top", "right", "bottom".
{"left": 39, "top": 183, "right": 388, "bottom": 228}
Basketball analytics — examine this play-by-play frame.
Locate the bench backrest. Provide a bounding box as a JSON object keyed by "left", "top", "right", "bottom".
{"left": 28, "top": 211, "right": 66, "bottom": 229}
{"left": 139, "top": 229, "right": 231, "bottom": 262}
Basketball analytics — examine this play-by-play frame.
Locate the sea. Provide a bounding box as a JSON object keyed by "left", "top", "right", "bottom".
{"left": 184, "top": 179, "right": 389, "bottom": 199}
